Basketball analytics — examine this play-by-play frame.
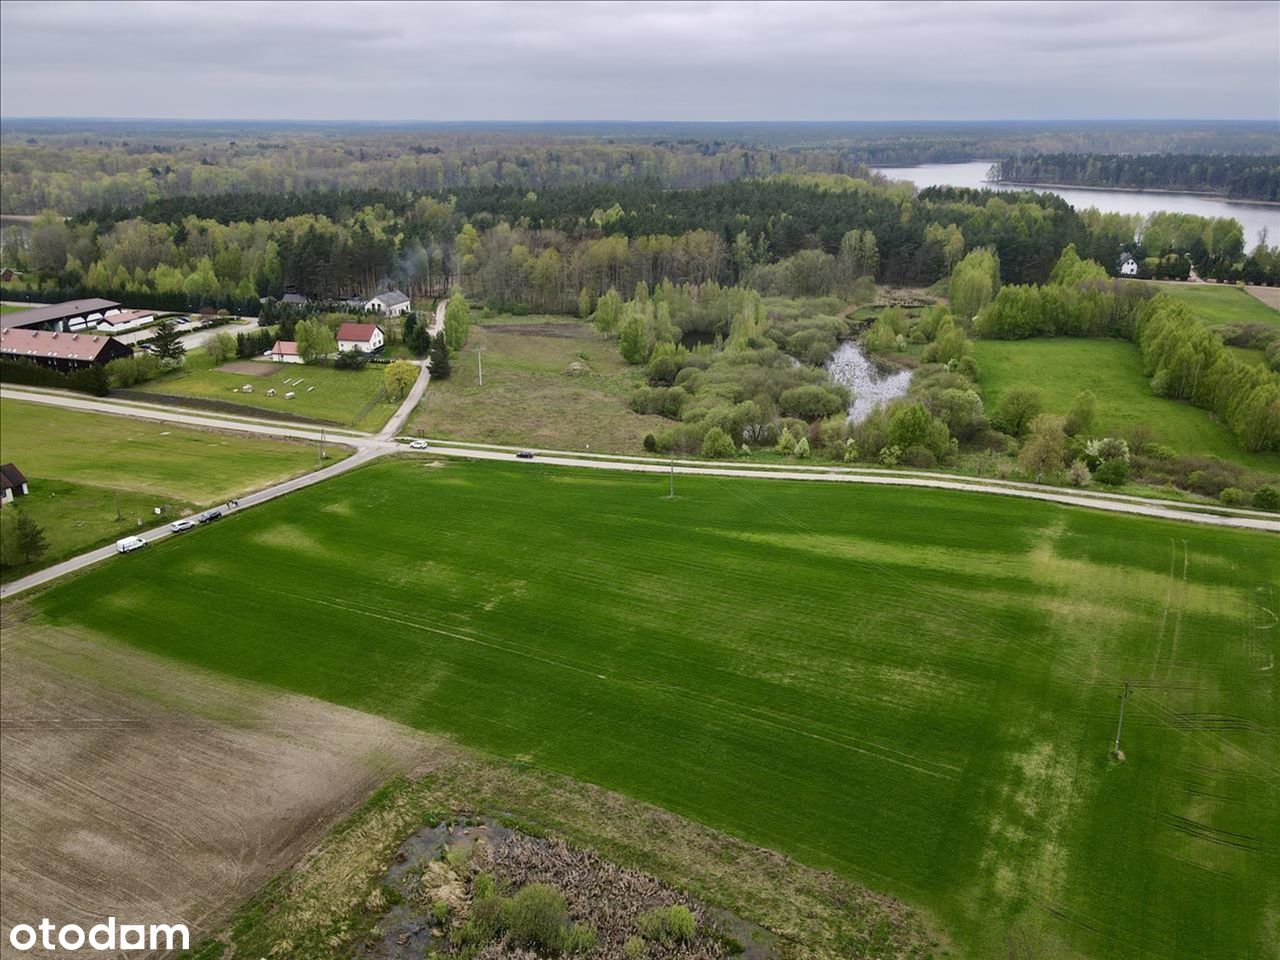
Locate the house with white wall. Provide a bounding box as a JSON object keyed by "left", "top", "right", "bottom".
{"left": 336, "top": 322, "right": 385, "bottom": 353}
{"left": 364, "top": 291, "right": 410, "bottom": 316}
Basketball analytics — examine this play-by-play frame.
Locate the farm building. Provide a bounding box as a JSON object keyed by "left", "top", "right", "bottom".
{"left": 0, "top": 463, "right": 29, "bottom": 503}
{"left": 1118, "top": 253, "right": 1139, "bottom": 277}
{"left": 0, "top": 328, "right": 133, "bottom": 370}
{"left": 336, "top": 322, "right": 385, "bottom": 353}
{"left": 281, "top": 293, "right": 309, "bottom": 307}
{"left": 271, "top": 340, "right": 304, "bottom": 364}
{"left": 0, "top": 298, "right": 122, "bottom": 332}
{"left": 91, "top": 309, "right": 156, "bottom": 334}
{"left": 364, "top": 290, "right": 411, "bottom": 316}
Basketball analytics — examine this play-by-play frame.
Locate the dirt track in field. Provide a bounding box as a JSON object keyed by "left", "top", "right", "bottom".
{"left": 1245, "top": 285, "right": 1280, "bottom": 311}
{"left": 0, "top": 604, "right": 441, "bottom": 956}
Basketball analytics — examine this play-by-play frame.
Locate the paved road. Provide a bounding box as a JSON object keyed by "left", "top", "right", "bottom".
{"left": 375, "top": 298, "right": 446, "bottom": 441}
{"left": 3, "top": 374, "right": 1277, "bottom": 598}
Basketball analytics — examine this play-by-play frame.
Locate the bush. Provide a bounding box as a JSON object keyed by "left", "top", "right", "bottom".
{"left": 623, "top": 936, "right": 649, "bottom": 960}
{"left": 701, "top": 426, "right": 735, "bottom": 459}
{"left": 900, "top": 445, "right": 937, "bottom": 468}
{"left": 794, "top": 436, "right": 811, "bottom": 459}
{"left": 643, "top": 433, "right": 657, "bottom": 453}
{"left": 637, "top": 905, "right": 697, "bottom": 944}
{"left": 1254, "top": 485, "right": 1280, "bottom": 511}
{"left": 992, "top": 386, "right": 1043, "bottom": 437}
{"left": 1093, "top": 458, "right": 1130, "bottom": 486}
{"left": 778, "top": 384, "right": 845, "bottom": 421}
{"left": 563, "top": 923, "right": 598, "bottom": 955}
{"left": 1218, "top": 487, "right": 1244, "bottom": 506}
{"left": 473, "top": 872, "right": 497, "bottom": 901}
{"left": 502, "top": 884, "right": 567, "bottom": 952}
{"left": 1068, "top": 460, "right": 1092, "bottom": 486}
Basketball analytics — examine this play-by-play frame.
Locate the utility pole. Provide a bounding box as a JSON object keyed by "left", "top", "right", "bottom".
{"left": 474, "top": 346, "right": 484, "bottom": 386}
{"left": 319, "top": 428, "right": 326, "bottom": 466}
{"left": 1112, "top": 680, "right": 1133, "bottom": 759}
{"left": 667, "top": 455, "right": 675, "bottom": 499}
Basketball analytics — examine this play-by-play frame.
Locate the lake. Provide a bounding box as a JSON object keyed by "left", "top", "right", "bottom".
{"left": 872, "top": 161, "right": 1280, "bottom": 250}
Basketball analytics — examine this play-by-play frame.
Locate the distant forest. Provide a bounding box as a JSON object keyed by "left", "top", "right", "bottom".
{"left": 993, "top": 154, "right": 1280, "bottom": 202}
{"left": 2, "top": 119, "right": 1277, "bottom": 215}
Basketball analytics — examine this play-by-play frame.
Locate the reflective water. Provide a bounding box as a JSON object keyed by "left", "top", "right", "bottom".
{"left": 872, "top": 161, "right": 1280, "bottom": 250}
{"left": 827, "top": 340, "right": 912, "bottom": 423}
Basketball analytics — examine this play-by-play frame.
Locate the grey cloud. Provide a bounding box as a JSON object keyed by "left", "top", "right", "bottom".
{"left": 1, "top": 0, "right": 1277, "bottom": 121}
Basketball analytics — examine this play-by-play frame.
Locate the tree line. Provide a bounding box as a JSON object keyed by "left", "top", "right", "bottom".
{"left": 994, "top": 154, "right": 1280, "bottom": 202}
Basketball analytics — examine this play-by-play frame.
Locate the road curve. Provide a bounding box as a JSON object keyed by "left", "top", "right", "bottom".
{"left": 2, "top": 380, "right": 1277, "bottom": 598}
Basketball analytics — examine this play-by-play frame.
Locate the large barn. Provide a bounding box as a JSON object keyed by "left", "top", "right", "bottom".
{"left": 0, "top": 328, "right": 133, "bottom": 371}
{"left": 0, "top": 298, "right": 123, "bottom": 332}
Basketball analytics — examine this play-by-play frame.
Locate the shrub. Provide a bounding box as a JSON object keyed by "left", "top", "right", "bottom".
{"left": 701, "top": 427, "right": 735, "bottom": 459}
{"left": 778, "top": 384, "right": 845, "bottom": 421}
{"left": 502, "top": 884, "right": 567, "bottom": 952}
{"left": 623, "top": 936, "right": 649, "bottom": 960}
{"left": 900, "top": 445, "right": 937, "bottom": 468}
{"left": 563, "top": 923, "right": 598, "bottom": 955}
{"left": 775, "top": 426, "right": 797, "bottom": 455}
{"left": 878, "top": 443, "right": 902, "bottom": 466}
{"left": 1068, "top": 460, "right": 1092, "bottom": 486}
{"left": 473, "top": 872, "right": 497, "bottom": 901}
{"left": 794, "top": 436, "right": 811, "bottom": 459}
{"left": 1084, "top": 437, "right": 1130, "bottom": 467}
{"left": 637, "top": 905, "right": 697, "bottom": 944}
{"left": 1218, "top": 487, "right": 1244, "bottom": 506}
{"left": 1254, "top": 485, "right": 1280, "bottom": 511}
{"left": 643, "top": 433, "right": 657, "bottom": 453}
{"left": 1093, "top": 458, "right": 1130, "bottom": 486}
{"left": 992, "top": 386, "right": 1043, "bottom": 437}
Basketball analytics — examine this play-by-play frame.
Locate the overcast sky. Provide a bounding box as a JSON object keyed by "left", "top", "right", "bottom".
{"left": 2, "top": 0, "right": 1278, "bottom": 122}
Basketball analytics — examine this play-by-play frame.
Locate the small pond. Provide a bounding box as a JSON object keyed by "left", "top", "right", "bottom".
{"left": 826, "top": 339, "right": 913, "bottom": 422}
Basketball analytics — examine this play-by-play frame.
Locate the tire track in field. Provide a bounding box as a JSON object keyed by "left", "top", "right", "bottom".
{"left": 703, "top": 473, "right": 1280, "bottom": 787}
{"left": 264, "top": 587, "right": 963, "bottom": 783}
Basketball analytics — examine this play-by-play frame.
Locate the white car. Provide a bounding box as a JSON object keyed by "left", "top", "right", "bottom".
{"left": 169, "top": 518, "right": 197, "bottom": 533}
{"left": 409, "top": 439, "right": 430, "bottom": 450}
{"left": 115, "top": 536, "right": 148, "bottom": 553}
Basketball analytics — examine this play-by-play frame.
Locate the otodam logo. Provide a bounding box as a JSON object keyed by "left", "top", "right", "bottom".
{"left": 7, "top": 918, "right": 190, "bottom": 953}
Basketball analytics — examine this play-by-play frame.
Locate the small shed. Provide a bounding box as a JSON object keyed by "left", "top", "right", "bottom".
{"left": 1, "top": 462, "right": 29, "bottom": 503}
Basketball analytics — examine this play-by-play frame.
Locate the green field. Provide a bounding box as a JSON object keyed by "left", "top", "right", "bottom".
{"left": 0, "top": 303, "right": 27, "bottom": 314}
{"left": 414, "top": 320, "right": 670, "bottom": 452}
{"left": 0, "top": 398, "right": 336, "bottom": 579}
{"left": 1141, "top": 282, "right": 1280, "bottom": 329}
{"left": 972, "top": 337, "right": 1280, "bottom": 472}
{"left": 138, "top": 360, "right": 397, "bottom": 429}
{"left": 31, "top": 458, "right": 1279, "bottom": 959}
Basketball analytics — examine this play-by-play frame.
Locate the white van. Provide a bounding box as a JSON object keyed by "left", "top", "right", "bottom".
{"left": 116, "top": 536, "right": 148, "bottom": 553}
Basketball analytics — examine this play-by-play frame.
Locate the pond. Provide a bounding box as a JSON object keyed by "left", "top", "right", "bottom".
{"left": 826, "top": 339, "right": 912, "bottom": 422}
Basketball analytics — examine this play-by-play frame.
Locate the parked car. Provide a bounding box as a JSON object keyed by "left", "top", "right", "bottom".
{"left": 199, "top": 510, "right": 223, "bottom": 524}
{"left": 169, "top": 518, "right": 197, "bottom": 533}
{"left": 115, "top": 536, "right": 147, "bottom": 553}
{"left": 409, "top": 439, "right": 430, "bottom": 450}
{"left": 516, "top": 450, "right": 535, "bottom": 459}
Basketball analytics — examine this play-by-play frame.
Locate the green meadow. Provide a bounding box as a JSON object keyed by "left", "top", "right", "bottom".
{"left": 0, "top": 398, "right": 335, "bottom": 579}
{"left": 1145, "top": 282, "right": 1280, "bottom": 330}
{"left": 33, "top": 459, "right": 1279, "bottom": 959}
{"left": 972, "top": 337, "right": 1280, "bottom": 472}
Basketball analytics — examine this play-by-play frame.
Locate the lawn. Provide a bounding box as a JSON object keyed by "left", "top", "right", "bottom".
{"left": 0, "top": 398, "right": 337, "bottom": 579}
{"left": 413, "top": 320, "right": 671, "bottom": 453}
{"left": 0, "top": 303, "right": 27, "bottom": 314}
{"left": 1139, "top": 282, "right": 1280, "bottom": 329}
{"left": 138, "top": 360, "right": 397, "bottom": 430}
{"left": 31, "top": 458, "right": 1279, "bottom": 960}
{"left": 971, "top": 337, "right": 1280, "bottom": 473}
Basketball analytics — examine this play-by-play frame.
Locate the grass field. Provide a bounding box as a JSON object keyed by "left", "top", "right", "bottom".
{"left": 1140, "top": 282, "right": 1280, "bottom": 329}
{"left": 413, "top": 320, "right": 671, "bottom": 453}
{"left": 31, "top": 458, "right": 1279, "bottom": 960}
{"left": 0, "top": 398, "right": 338, "bottom": 579}
{"left": 971, "top": 338, "right": 1280, "bottom": 473}
{"left": 0, "top": 303, "right": 26, "bottom": 314}
{"left": 137, "top": 359, "right": 397, "bottom": 429}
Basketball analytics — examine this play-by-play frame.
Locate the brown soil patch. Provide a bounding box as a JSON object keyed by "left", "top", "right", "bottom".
{"left": 0, "top": 603, "right": 441, "bottom": 955}
{"left": 1244, "top": 285, "right": 1280, "bottom": 311}
{"left": 215, "top": 359, "right": 277, "bottom": 376}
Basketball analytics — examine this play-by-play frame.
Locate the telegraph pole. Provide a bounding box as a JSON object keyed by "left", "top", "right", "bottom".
{"left": 319, "top": 428, "right": 326, "bottom": 466}
{"left": 1112, "top": 680, "right": 1133, "bottom": 759}
{"left": 474, "top": 346, "right": 485, "bottom": 386}
{"left": 667, "top": 455, "right": 675, "bottom": 499}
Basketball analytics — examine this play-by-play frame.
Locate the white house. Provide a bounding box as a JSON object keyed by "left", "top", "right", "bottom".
{"left": 270, "top": 340, "right": 304, "bottom": 364}
{"left": 336, "top": 322, "right": 385, "bottom": 354}
{"left": 1118, "top": 254, "right": 1139, "bottom": 277}
{"left": 365, "top": 290, "right": 411, "bottom": 316}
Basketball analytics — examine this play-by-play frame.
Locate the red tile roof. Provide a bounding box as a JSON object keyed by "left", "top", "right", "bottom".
{"left": 0, "top": 327, "right": 122, "bottom": 362}
{"left": 272, "top": 340, "right": 299, "bottom": 356}
{"left": 336, "top": 322, "right": 382, "bottom": 342}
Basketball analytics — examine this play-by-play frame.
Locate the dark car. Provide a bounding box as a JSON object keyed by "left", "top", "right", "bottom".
{"left": 516, "top": 450, "right": 535, "bottom": 459}
{"left": 199, "top": 510, "right": 223, "bottom": 524}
